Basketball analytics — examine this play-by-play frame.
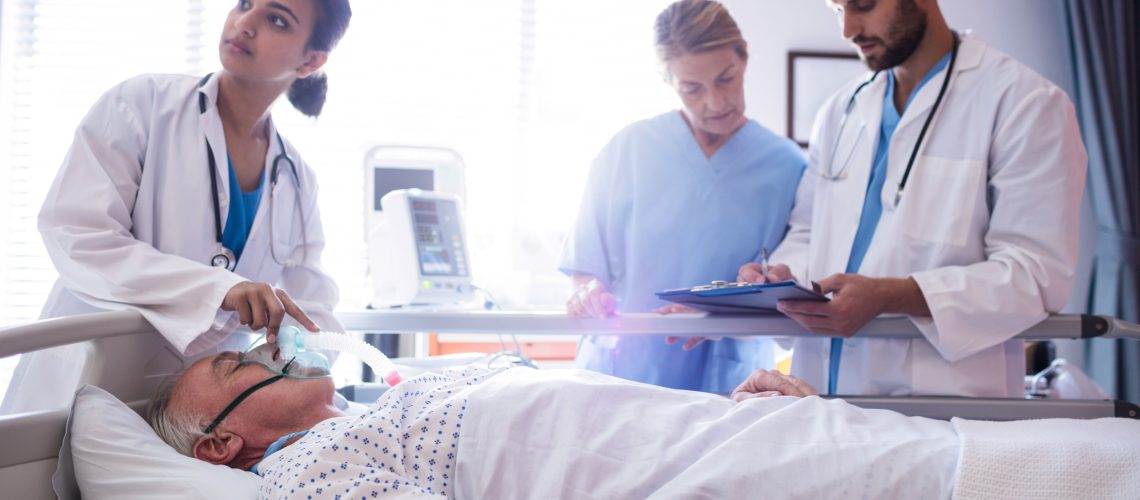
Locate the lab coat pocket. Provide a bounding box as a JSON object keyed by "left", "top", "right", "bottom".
{"left": 899, "top": 156, "right": 984, "bottom": 247}
{"left": 270, "top": 189, "right": 300, "bottom": 264}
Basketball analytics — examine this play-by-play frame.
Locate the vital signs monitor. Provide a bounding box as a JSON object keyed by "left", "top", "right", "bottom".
{"left": 370, "top": 189, "right": 474, "bottom": 307}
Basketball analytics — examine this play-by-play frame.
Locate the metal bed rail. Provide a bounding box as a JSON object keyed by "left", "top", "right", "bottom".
{"left": 3, "top": 311, "right": 1135, "bottom": 359}
{"left": 335, "top": 310, "right": 1137, "bottom": 340}
{"left": 841, "top": 396, "right": 1140, "bottom": 421}
{"left": 334, "top": 310, "right": 1140, "bottom": 420}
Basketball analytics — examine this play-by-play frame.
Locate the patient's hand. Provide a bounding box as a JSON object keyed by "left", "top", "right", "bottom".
{"left": 731, "top": 369, "right": 817, "bottom": 401}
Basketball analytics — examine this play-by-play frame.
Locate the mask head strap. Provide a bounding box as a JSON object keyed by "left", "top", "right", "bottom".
{"left": 202, "top": 359, "right": 295, "bottom": 434}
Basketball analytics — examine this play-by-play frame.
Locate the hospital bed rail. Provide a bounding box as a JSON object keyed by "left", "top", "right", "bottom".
{"left": 0, "top": 311, "right": 177, "bottom": 500}
{"left": 335, "top": 310, "right": 1134, "bottom": 340}
{"left": 2, "top": 311, "right": 1132, "bottom": 362}
{"left": 336, "top": 310, "right": 1140, "bottom": 420}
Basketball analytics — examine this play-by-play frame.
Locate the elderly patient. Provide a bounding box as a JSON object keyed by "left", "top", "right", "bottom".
{"left": 149, "top": 352, "right": 1140, "bottom": 499}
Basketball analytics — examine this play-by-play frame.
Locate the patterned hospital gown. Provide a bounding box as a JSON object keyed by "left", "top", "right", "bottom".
{"left": 257, "top": 365, "right": 506, "bottom": 499}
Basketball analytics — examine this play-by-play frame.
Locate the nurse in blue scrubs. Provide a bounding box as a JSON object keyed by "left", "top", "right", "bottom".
{"left": 559, "top": 0, "right": 805, "bottom": 393}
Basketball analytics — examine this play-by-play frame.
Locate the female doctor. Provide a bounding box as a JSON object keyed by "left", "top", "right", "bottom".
{"left": 1, "top": 0, "right": 352, "bottom": 414}
{"left": 559, "top": 0, "right": 805, "bottom": 393}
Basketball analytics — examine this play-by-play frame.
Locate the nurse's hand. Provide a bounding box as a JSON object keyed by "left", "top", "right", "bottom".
{"left": 655, "top": 305, "right": 719, "bottom": 350}
{"left": 775, "top": 274, "right": 927, "bottom": 338}
{"left": 663, "top": 335, "right": 725, "bottom": 350}
{"left": 566, "top": 278, "right": 617, "bottom": 318}
{"left": 731, "top": 369, "right": 817, "bottom": 401}
{"left": 222, "top": 282, "right": 320, "bottom": 343}
{"left": 654, "top": 304, "right": 701, "bottom": 314}
{"left": 738, "top": 263, "right": 794, "bottom": 283}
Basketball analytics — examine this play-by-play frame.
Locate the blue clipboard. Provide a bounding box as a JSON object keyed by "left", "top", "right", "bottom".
{"left": 656, "top": 280, "right": 829, "bottom": 314}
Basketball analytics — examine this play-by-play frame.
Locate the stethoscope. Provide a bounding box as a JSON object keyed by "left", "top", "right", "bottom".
{"left": 818, "top": 32, "right": 960, "bottom": 207}
{"left": 197, "top": 74, "right": 308, "bottom": 271}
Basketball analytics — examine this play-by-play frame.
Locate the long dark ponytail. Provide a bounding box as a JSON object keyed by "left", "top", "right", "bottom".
{"left": 288, "top": 0, "right": 351, "bottom": 117}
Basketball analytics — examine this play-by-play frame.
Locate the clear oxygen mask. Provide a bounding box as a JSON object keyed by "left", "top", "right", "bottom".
{"left": 244, "top": 334, "right": 332, "bottom": 379}
{"left": 245, "top": 325, "right": 403, "bottom": 385}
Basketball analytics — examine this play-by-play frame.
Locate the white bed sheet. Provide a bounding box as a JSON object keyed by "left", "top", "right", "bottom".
{"left": 457, "top": 368, "right": 960, "bottom": 499}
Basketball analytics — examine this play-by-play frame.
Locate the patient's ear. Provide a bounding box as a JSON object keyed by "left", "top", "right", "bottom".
{"left": 192, "top": 432, "right": 244, "bottom": 465}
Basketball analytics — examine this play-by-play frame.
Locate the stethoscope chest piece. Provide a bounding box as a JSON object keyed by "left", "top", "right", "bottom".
{"left": 211, "top": 246, "right": 237, "bottom": 271}
{"left": 198, "top": 73, "right": 307, "bottom": 272}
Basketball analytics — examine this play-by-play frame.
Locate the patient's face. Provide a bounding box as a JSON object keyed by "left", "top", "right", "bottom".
{"left": 173, "top": 351, "right": 337, "bottom": 433}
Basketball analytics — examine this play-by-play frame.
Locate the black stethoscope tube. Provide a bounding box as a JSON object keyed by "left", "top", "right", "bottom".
{"left": 829, "top": 32, "right": 960, "bottom": 207}
{"left": 197, "top": 74, "right": 300, "bottom": 270}
{"left": 895, "top": 32, "right": 960, "bottom": 204}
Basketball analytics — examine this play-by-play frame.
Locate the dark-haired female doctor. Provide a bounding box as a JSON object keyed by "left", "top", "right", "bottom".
{"left": 2, "top": 0, "right": 353, "bottom": 414}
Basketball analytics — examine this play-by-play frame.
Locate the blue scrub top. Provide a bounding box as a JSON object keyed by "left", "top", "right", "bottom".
{"left": 222, "top": 155, "right": 264, "bottom": 263}
{"left": 559, "top": 111, "right": 806, "bottom": 393}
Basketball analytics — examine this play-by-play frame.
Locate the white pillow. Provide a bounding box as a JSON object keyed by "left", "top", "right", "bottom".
{"left": 66, "top": 385, "right": 260, "bottom": 499}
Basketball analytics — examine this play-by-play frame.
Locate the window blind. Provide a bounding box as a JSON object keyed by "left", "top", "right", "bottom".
{"left": 0, "top": 0, "right": 207, "bottom": 324}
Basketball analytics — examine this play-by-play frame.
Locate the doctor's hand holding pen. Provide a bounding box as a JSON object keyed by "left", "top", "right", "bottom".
{"left": 221, "top": 281, "right": 320, "bottom": 343}
{"left": 566, "top": 274, "right": 618, "bottom": 318}
{"left": 737, "top": 263, "right": 794, "bottom": 284}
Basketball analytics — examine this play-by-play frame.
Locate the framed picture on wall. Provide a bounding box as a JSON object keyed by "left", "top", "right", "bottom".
{"left": 787, "top": 51, "right": 868, "bottom": 148}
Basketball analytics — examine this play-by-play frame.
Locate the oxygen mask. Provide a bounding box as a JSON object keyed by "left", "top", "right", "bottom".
{"left": 245, "top": 325, "right": 402, "bottom": 386}
{"left": 244, "top": 335, "right": 332, "bottom": 379}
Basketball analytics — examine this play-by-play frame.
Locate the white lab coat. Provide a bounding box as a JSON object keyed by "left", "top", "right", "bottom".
{"left": 771, "top": 32, "right": 1087, "bottom": 397}
{"left": 1, "top": 73, "right": 342, "bottom": 413}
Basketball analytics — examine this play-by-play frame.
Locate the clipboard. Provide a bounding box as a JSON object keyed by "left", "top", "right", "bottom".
{"left": 655, "top": 280, "right": 829, "bottom": 314}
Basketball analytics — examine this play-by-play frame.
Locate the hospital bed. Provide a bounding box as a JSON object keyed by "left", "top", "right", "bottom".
{"left": 0, "top": 310, "right": 1138, "bottom": 499}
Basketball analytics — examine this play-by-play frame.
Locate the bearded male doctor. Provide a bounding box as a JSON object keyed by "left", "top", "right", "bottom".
{"left": 738, "top": 0, "right": 1088, "bottom": 397}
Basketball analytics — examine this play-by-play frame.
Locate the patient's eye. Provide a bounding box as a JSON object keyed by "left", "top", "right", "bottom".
{"left": 218, "top": 351, "right": 246, "bottom": 375}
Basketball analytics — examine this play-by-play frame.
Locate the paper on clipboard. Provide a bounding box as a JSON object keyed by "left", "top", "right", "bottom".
{"left": 655, "top": 280, "right": 829, "bottom": 314}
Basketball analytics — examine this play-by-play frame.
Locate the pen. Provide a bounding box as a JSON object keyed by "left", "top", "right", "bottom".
{"left": 759, "top": 246, "right": 770, "bottom": 284}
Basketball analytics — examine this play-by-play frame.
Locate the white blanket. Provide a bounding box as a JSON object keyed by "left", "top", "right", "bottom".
{"left": 261, "top": 367, "right": 1140, "bottom": 499}
{"left": 952, "top": 417, "right": 1140, "bottom": 500}
{"left": 456, "top": 369, "right": 959, "bottom": 499}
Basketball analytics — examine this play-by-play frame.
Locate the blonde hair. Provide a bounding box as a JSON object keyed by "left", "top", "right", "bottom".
{"left": 654, "top": 0, "right": 748, "bottom": 69}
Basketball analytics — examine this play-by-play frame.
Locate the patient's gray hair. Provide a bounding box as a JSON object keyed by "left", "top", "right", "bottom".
{"left": 146, "top": 373, "right": 206, "bottom": 457}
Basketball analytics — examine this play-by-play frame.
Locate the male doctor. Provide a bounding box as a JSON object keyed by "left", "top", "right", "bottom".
{"left": 739, "top": 0, "right": 1087, "bottom": 397}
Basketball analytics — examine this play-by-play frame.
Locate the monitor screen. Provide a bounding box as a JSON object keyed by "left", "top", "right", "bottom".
{"left": 373, "top": 167, "right": 433, "bottom": 211}
{"left": 412, "top": 198, "right": 468, "bottom": 277}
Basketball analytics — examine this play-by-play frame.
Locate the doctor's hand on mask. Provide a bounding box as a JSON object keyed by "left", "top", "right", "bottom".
{"left": 566, "top": 275, "right": 617, "bottom": 318}
{"left": 222, "top": 282, "right": 320, "bottom": 343}
{"left": 776, "top": 274, "right": 930, "bottom": 338}
{"left": 737, "top": 263, "right": 794, "bottom": 283}
{"left": 730, "top": 368, "right": 817, "bottom": 401}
